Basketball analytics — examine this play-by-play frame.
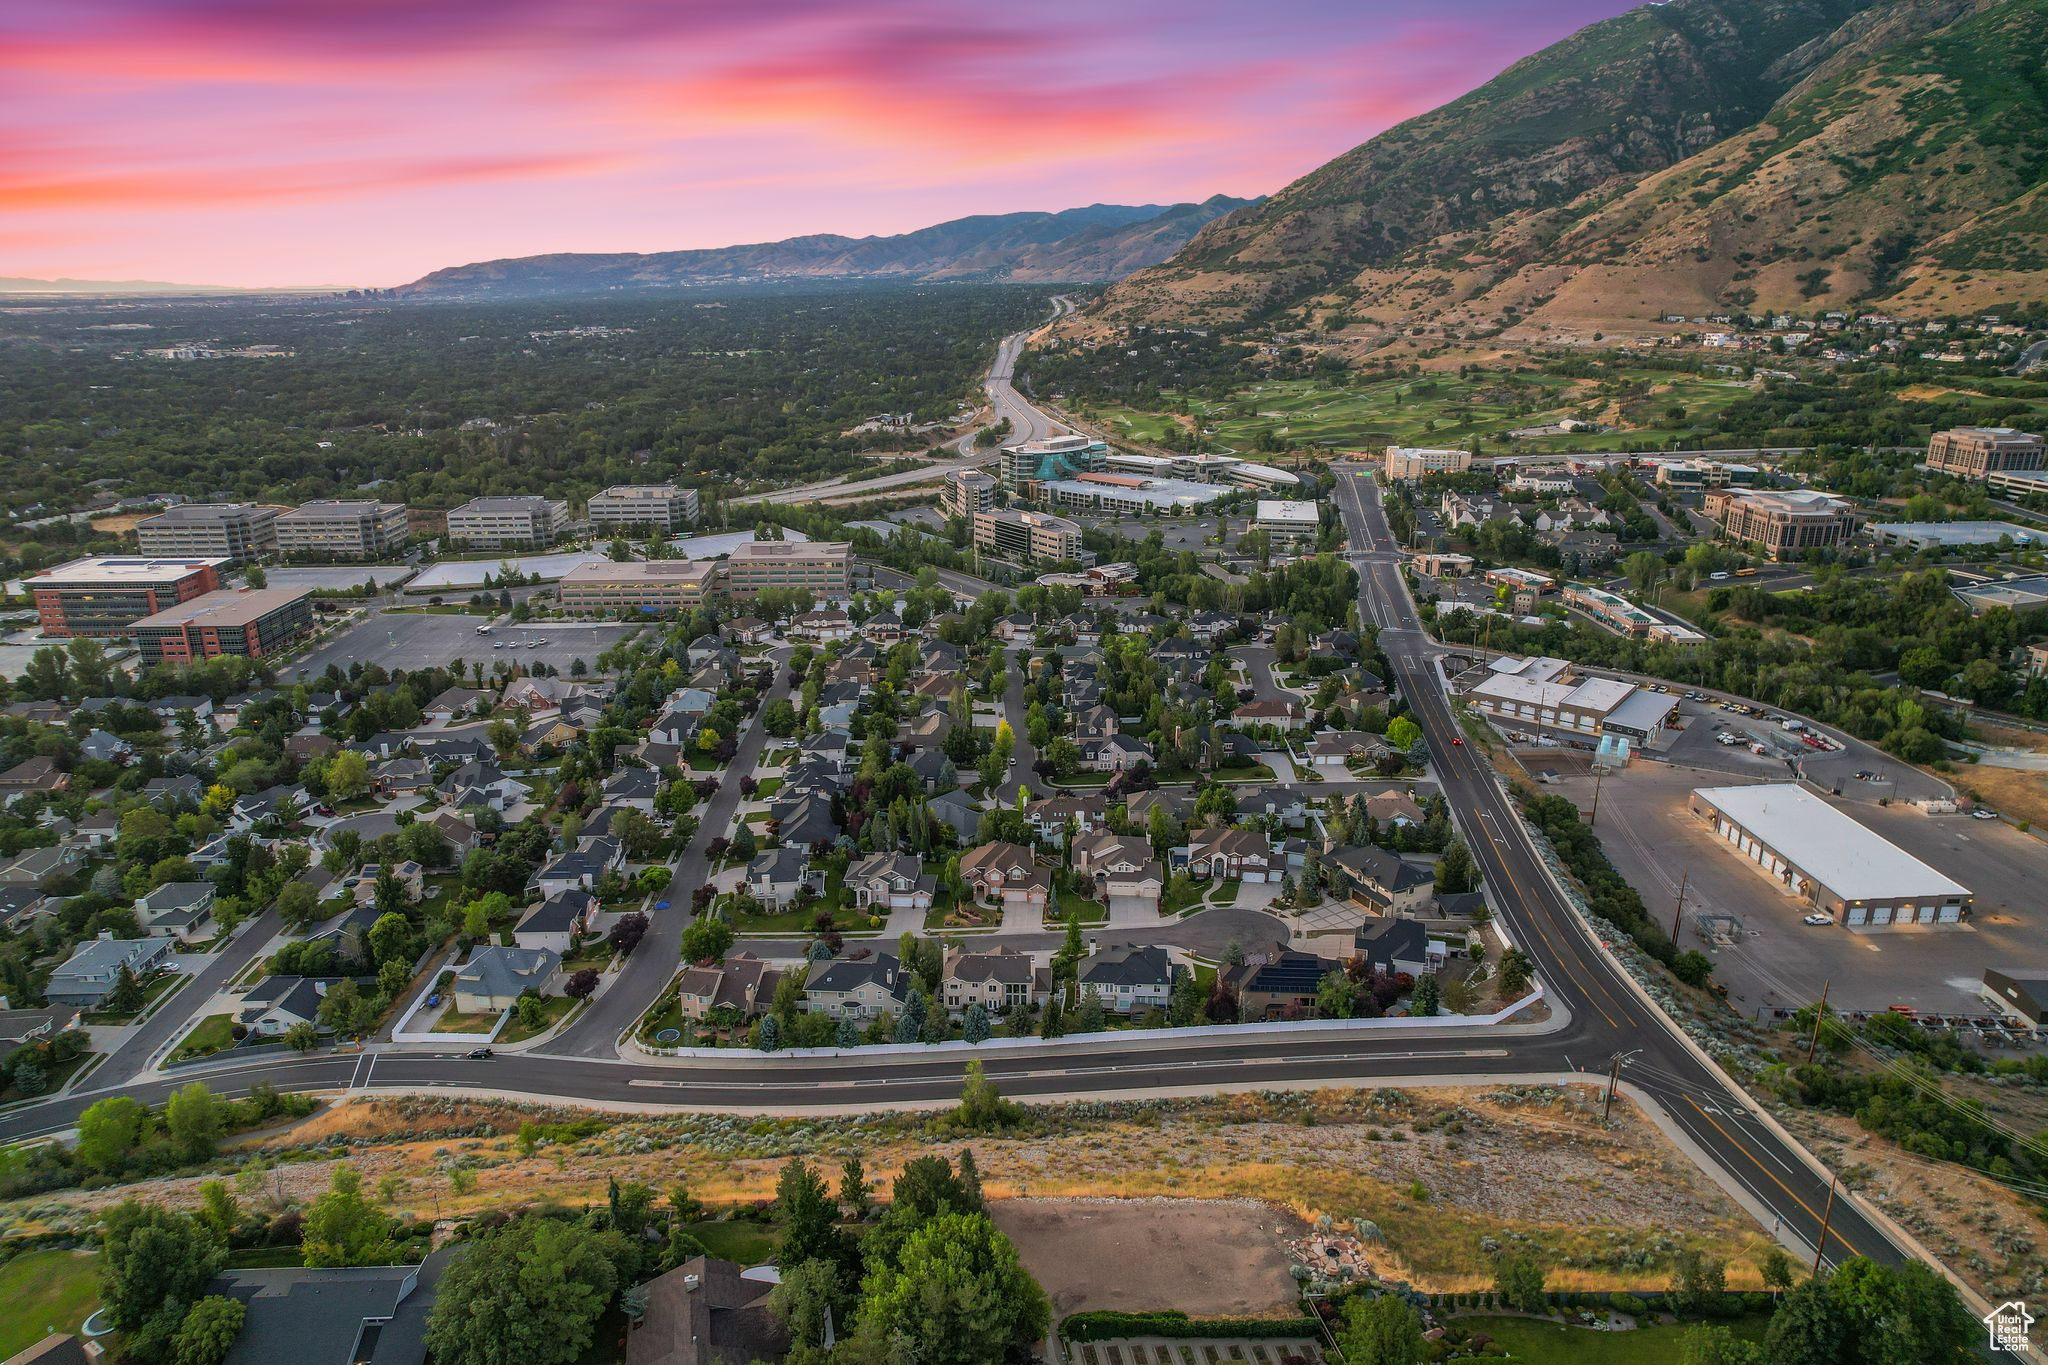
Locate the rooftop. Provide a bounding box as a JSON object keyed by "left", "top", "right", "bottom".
{"left": 559, "top": 559, "right": 720, "bottom": 587}
{"left": 33, "top": 554, "right": 231, "bottom": 584}
{"left": 726, "top": 539, "right": 851, "bottom": 562}
{"left": 131, "top": 586, "right": 311, "bottom": 630}
{"left": 278, "top": 500, "right": 401, "bottom": 518}
{"left": 139, "top": 502, "right": 272, "bottom": 525}
{"left": 1692, "top": 784, "right": 1970, "bottom": 902}
{"left": 1256, "top": 499, "right": 1319, "bottom": 524}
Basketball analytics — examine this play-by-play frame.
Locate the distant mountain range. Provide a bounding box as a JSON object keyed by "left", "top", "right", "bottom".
{"left": 396, "top": 197, "right": 1260, "bottom": 299}
{"left": 1074, "top": 0, "right": 2048, "bottom": 342}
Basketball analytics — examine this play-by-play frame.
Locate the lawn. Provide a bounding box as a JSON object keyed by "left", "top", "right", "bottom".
{"left": 430, "top": 1006, "right": 502, "bottom": 1034}
{"left": 687, "top": 1217, "right": 780, "bottom": 1266}
{"left": 169, "top": 1013, "right": 236, "bottom": 1062}
{"left": 1212, "top": 760, "right": 1278, "bottom": 784}
{"left": 0, "top": 1250, "right": 99, "bottom": 1359}
{"left": 82, "top": 970, "right": 186, "bottom": 1024}
{"left": 1453, "top": 1314, "right": 1771, "bottom": 1363}
{"left": 499, "top": 995, "right": 582, "bottom": 1044}
{"left": 1048, "top": 894, "right": 1107, "bottom": 927}
{"left": 752, "top": 777, "right": 783, "bottom": 799}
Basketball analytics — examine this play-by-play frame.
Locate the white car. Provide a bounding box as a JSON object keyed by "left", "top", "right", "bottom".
{"left": 1972, "top": 809, "right": 1999, "bottom": 821}
{"left": 1802, "top": 913, "right": 1833, "bottom": 926}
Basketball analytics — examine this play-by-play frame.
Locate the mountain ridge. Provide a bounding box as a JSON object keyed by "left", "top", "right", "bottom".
{"left": 396, "top": 197, "right": 1259, "bottom": 299}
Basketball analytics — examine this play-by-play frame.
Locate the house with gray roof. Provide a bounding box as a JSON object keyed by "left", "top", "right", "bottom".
{"left": 801, "top": 952, "right": 908, "bottom": 1021}
{"left": 46, "top": 932, "right": 173, "bottom": 1006}
{"left": 135, "top": 880, "right": 216, "bottom": 942}
{"left": 452, "top": 945, "right": 559, "bottom": 1013}
{"left": 1077, "top": 943, "right": 1179, "bottom": 1014}
{"left": 624, "top": 1255, "right": 787, "bottom": 1365}
{"left": 216, "top": 1248, "right": 451, "bottom": 1365}
{"left": 236, "top": 975, "right": 333, "bottom": 1037}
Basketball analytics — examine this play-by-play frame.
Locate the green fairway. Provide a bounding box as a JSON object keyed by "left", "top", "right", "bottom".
{"left": 0, "top": 1250, "right": 100, "bottom": 1359}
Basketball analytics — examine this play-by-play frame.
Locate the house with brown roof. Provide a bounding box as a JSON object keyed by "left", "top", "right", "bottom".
{"left": 1184, "top": 827, "right": 1273, "bottom": 882}
{"left": 844, "top": 853, "right": 933, "bottom": 912}
{"left": 0, "top": 757, "right": 67, "bottom": 810}
{"left": 1070, "top": 832, "right": 1164, "bottom": 915}
{"left": 674, "top": 952, "right": 784, "bottom": 1023}
{"left": 957, "top": 841, "right": 1050, "bottom": 912}
{"left": 625, "top": 1256, "right": 787, "bottom": 1365}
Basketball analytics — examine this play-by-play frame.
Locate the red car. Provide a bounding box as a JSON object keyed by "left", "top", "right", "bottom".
{"left": 1450, "top": 737, "right": 1464, "bottom": 746}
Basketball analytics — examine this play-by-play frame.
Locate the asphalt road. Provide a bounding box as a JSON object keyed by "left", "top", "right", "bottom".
{"left": 1329, "top": 466, "right": 1910, "bottom": 1279}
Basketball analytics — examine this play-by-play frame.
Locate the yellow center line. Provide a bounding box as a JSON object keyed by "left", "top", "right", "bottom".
{"left": 1684, "top": 1096, "right": 1866, "bottom": 1261}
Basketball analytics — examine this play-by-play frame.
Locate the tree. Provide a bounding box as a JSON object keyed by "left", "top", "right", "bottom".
{"left": 955, "top": 1059, "right": 1023, "bottom": 1130}
{"left": 1670, "top": 1248, "right": 1727, "bottom": 1314}
{"left": 423, "top": 1216, "right": 620, "bottom": 1365}
{"left": 76, "top": 1095, "right": 147, "bottom": 1173}
{"left": 100, "top": 1202, "right": 224, "bottom": 1362}
{"left": 776, "top": 1159, "right": 850, "bottom": 1279}
{"left": 1336, "top": 1294, "right": 1424, "bottom": 1365}
{"left": 1756, "top": 1245, "right": 1794, "bottom": 1293}
{"left": 839, "top": 1155, "right": 871, "bottom": 1217}
{"left": 768, "top": 1257, "right": 850, "bottom": 1351}
{"left": 564, "top": 968, "right": 599, "bottom": 999}
{"left": 1679, "top": 1323, "right": 1765, "bottom": 1365}
{"left": 962, "top": 1003, "right": 991, "bottom": 1044}
{"left": 1826, "top": 1256, "right": 1975, "bottom": 1363}
{"left": 1315, "top": 969, "right": 1355, "bottom": 1019}
{"left": 165, "top": 1081, "right": 223, "bottom": 1160}
{"left": 608, "top": 911, "right": 650, "bottom": 956}
{"left": 106, "top": 963, "right": 147, "bottom": 1016}
{"left": 326, "top": 750, "right": 371, "bottom": 802}
{"left": 1408, "top": 974, "right": 1440, "bottom": 1017}
{"left": 284, "top": 1020, "right": 319, "bottom": 1053}
{"left": 302, "top": 1164, "right": 399, "bottom": 1267}
{"left": 854, "top": 1211, "right": 1049, "bottom": 1365}
{"left": 277, "top": 880, "right": 320, "bottom": 931}
{"left": 1385, "top": 716, "right": 1422, "bottom": 751}
{"left": 1763, "top": 1279, "right": 1846, "bottom": 1365}
{"left": 1623, "top": 550, "right": 1666, "bottom": 597}
{"left": 1494, "top": 1252, "right": 1547, "bottom": 1313}
{"left": 197, "top": 1179, "right": 239, "bottom": 1241}
{"left": 172, "top": 1295, "right": 246, "bottom": 1365}
{"left": 1497, "top": 947, "right": 1534, "bottom": 998}
{"left": 680, "top": 914, "right": 734, "bottom": 965}
{"left": 1435, "top": 838, "right": 1476, "bottom": 893}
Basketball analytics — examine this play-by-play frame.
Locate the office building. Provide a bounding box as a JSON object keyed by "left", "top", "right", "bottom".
{"left": 1001, "top": 435, "right": 1107, "bottom": 489}
{"left": 1985, "top": 467, "right": 2048, "bottom": 499}
{"left": 1705, "top": 489, "right": 1856, "bottom": 561}
{"left": 1689, "top": 784, "right": 1970, "bottom": 928}
{"left": 941, "top": 470, "right": 998, "bottom": 519}
{"left": 135, "top": 503, "right": 279, "bottom": 564}
{"left": 274, "top": 500, "right": 408, "bottom": 558}
{"left": 1926, "top": 426, "right": 2044, "bottom": 479}
{"left": 444, "top": 496, "right": 569, "bottom": 549}
{"left": 723, "top": 540, "right": 851, "bottom": 600}
{"left": 1255, "top": 499, "right": 1320, "bottom": 543}
{"left": 1652, "top": 459, "right": 1758, "bottom": 493}
{"left": 1384, "top": 446, "right": 1471, "bottom": 481}
{"left": 1561, "top": 582, "right": 1709, "bottom": 644}
{"left": 1104, "top": 451, "right": 1299, "bottom": 489}
{"left": 131, "top": 587, "right": 315, "bottom": 666}
{"left": 972, "top": 508, "right": 1084, "bottom": 563}
{"left": 558, "top": 559, "right": 722, "bottom": 615}
{"left": 1461, "top": 654, "right": 1673, "bottom": 742}
{"left": 587, "top": 484, "right": 699, "bottom": 534}
{"left": 31, "top": 555, "right": 227, "bottom": 638}
{"left": 1040, "top": 472, "right": 1230, "bottom": 514}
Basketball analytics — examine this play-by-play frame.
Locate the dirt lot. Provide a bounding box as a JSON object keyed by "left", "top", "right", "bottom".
{"left": 992, "top": 1197, "right": 1298, "bottom": 1317}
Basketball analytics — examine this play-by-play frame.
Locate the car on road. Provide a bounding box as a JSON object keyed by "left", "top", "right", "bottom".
{"left": 1972, "top": 808, "right": 1999, "bottom": 821}
{"left": 1802, "top": 913, "right": 1833, "bottom": 926}
{"left": 466, "top": 1047, "right": 494, "bottom": 1059}
{"left": 1450, "top": 737, "right": 1464, "bottom": 746}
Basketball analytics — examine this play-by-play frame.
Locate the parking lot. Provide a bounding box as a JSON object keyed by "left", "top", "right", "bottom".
{"left": 1548, "top": 761, "right": 2048, "bottom": 1018}
{"left": 1652, "top": 696, "right": 1949, "bottom": 802}
{"left": 290, "top": 611, "right": 639, "bottom": 679}
{"left": 267, "top": 564, "right": 416, "bottom": 592}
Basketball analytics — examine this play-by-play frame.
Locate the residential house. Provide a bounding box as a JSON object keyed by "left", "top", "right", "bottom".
{"left": 0, "top": 844, "right": 85, "bottom": 890}
{"left": 74, "top": 809, "right": 119, "bottom": 849}
{"left": 1069, "top": 833, "right": 1163, "bottom": 915}
{"left": 0, "top": 757, "right": 67, "bottom": 809}
{"left": 722, "top": 616, "right": 772, "bottom": 644}
{"left": 0, "top": 886, "right": 55, "bottom": 930}
{"left": 422, "top": 809, "right": 480, "bottom": 858}
{"left": 802, "top": 952, "right": 910, "bottom": 1020}
{"left": 1223, "top": 943, "right": 1340, "bottom": 1019}
{"left": 214, "top": 1249, "right": 450, "bottom": 1365}
{"left": 673, "top": 952, "right": 784, "bottom": 1021}
{"left": 1364, "top": 792, "right": 1426, "bottom": 827}
{"left": 309, "top": 905, "right": 386, "bottom": 964}
{"left": 535, "top": 838, "right": 625, "bottom": 898}
{"left": 1231, "top": 699, "right": 1305, "bottom": 732}
{"left": 1234, "top": 786, "right": 1313, "bottom": 829}
{"left": 1077, "top": 943, "right": 1178, "bottom": 1014}
{"left": 742, "top": 848, "right": 820, "bottom": 910}
{"left": 602, "top": 765, "right": 662, "bottom": 812}
{"left": 423, "top": 686, "right": 492, "bottom": 723}
{"left": 1024, "top": 794, "right": 1109, "bottom": 845}
{"left": 143, "top": 775, "right": 205, "bottom": 810}
{"left": 229, "top": 783, "right": 305, "bottom": 831}
{"left": 80, "top": 728, "right": 132, "bottom": 764}
{"left": 1323, "top": 845, "right": 1435, "bottom": 915}
{"left": 1080, "top": 734, "right": 1151, "bottom": 773}
{"left": 1308, "top": 731, "right": 1394, "bottom": 770}
{"left": 349, "top": 861, "right": 425, "bottom": 907}
{"left": 958, "top": 841, "right": 1051, "bottom": 913}
{"left": 452, "top": 945, "right": 559, "bottom": 1012}
{"left": 372, "top": 757, "right": 435, "bottom": 797}
{"left": 135, "top": 881, "right": 216, "bottom": 942}
{"left": 844, "top": 853, "right": 933, "bottom": 912}
{"left": 1126, "top": 788, "right": 1195, "bottom": 826}
{"left": 624, "top": 1256, "right": 787, "bottom": 1365}
{"left": 769, "top": 794, "right": 841, "bottom": 850}
{"left": 897, "top": 711, "right": 952, "bottom": 752}
{"left": 789, "top": 609, "right": 854, "bottom": 642}
{"left": 236, "top": 976, "right": 331, "bottom": 1037}
{"left": 1353, "top": 917, "right": 1439, "bottom": 979}
{"left": 940, "top": 945, "right": 1047, "bottom": 1016}
{"left": 45, "top": 932, "right": 173, "bottom": 1006}
{"left": 928, "top": 789, "right": 981, "bottom": 842}
{"left": 1184, "top": 827, "right": 1273, "bottom": 882}
{"left": 437, "top": 761, "right": 530, "bottom": 813}
{"left": 0, "top": 1005, "right": 78, "bottom": 1064}
{"left": 514, "top": 889, "right": 598, "bottom": 955}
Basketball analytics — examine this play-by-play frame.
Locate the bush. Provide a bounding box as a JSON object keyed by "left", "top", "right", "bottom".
{"left": 1062, "top": 1312, "right": 1322, "bottom": 1343}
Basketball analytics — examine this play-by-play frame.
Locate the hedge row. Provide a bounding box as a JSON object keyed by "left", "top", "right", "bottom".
{"left": 1062, "top": 1312, "right": 1322, "bottom": 1342}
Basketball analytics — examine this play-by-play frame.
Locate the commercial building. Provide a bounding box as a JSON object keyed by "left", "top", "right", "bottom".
{"left": 444, "top": 496, "right": 569, "bottom": 549}
{"left": 1926, "top": 426, "right": 2044, "bottom": 479}
{"left": 274, "top": 500, "right": 408, "bottom": 558}
{"left": 1462, "top": 655, "right": 1653, "bottom": 743}
{"left": 723, "top": 540, "right": 851, "bottom": 600}
{"left": 1705, "top": 489, "right": 1856, "bottom": 561}
{"left": 1653, "top": 459, "right": 1758, "bottom": 493}
{"left": 1105, "top": 451, "right": 1299, "bottom": 489}
{"left": 131, "top": 587, "right": 315, "bottom": 666}
{"left": 1562, "top": 582, "right": 1709, "bottom": 644}
{"left": 1688, "top": 784, "right": 1971, "bottom": 928}
{"left": 557, "top": 558, "right": 722, "bottom": 614}
{"left": 972, "top": 508, "right": 1084, "bottom": 563}
{"left": 1384, "top": 446, "right": 1471, "bottom": 481}
{"left": 135, "top": 503, "right": 279, "bottom": 564}
{"left": 941, "top": 469, "right": 998, "bottom": 518}
{"left": 1985, "top": 468, "right": 2048, "bottom": 499}
{"left": 1001, "top": 435, "right": 1107, "bottom": 488}
{"left": 586, "top": 484, "right": 699, "bottom": 534}
{"left": 1956, "top": 574, "right": 2048, "bottom": 613}
{"left": 1866, "top": 520, "right": 2038, "bottom": 550}
{"left": 1255, "top": 500, "right": 1320, "bottom": 543}
{"left": 1040, "top": 472, "right": 1231, "bottom": 514}
{"left": 30, "top": 555, "right": 227, "bottom": 637}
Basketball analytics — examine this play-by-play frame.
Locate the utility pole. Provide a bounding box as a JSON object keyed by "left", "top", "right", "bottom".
{"left": 1670, "top": 867, "right": 1689, "bottom": 941}
{"left": 1805, "top": 979, "right": 1832, "bottom": 1065}
{"left": 1812, "top": 1174, "right": 1838, "bottom": 1275}
{"left": 1603, "top": 1053, "right": 1623, "bottom": 1123}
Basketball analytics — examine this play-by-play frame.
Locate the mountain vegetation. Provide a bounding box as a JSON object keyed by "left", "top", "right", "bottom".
{"left": 1074, "top": 0, "right": 2048, "bottom": 345}
{"left": 397, "top": 198, "right": 1255, "bottom": 299}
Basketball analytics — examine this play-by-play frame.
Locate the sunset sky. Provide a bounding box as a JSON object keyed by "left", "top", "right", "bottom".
{"left": 3, "top": 0, "right": 1637, "bottom": 288}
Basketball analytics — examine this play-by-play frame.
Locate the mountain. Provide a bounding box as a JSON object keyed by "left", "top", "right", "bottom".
{"left": 396, "top": 197, "right": 1259, "bottom": 299}
{"left": 1073, "top": 0, "right": 2048, "bottom": 342}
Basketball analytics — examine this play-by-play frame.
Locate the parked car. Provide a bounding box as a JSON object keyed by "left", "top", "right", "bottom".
{"left": 1802, "top": 913, "right": 1833, "bottom": 926}
{"left": 1972, "top": 809, "right": 2000, "bottom": 821}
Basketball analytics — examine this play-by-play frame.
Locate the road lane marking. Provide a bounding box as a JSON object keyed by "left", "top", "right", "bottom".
{"left": 1683, "top": 1097, "right": 1867, "bottom": 1259}
{"left": 619, "top": 1047, "right": 1513, "bottom": 1089}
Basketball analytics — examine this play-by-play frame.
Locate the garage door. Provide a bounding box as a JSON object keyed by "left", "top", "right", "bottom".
{"left": 1938, "top": 903, "right": 1962, "bottom": 923}
{"left": 1846, "top": 906, "right": 1868, "bottom": 926}
{"left": 1107, "top": 895, "right": 1151, "bottom": 917}
{"left": 1914, "top": 904, "right": 1937, "bottom": 924}
{"left": 1870, "top": 905, "right": 1893, "bottom": 925}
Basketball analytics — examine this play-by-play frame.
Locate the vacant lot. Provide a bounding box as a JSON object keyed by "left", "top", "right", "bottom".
{"left": 992, "top": 1197, "right": 1298, "bottom": 1317}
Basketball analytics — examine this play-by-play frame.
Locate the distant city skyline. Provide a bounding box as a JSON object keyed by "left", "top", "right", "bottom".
{"left": 4, "top": 0, "right": 1636, "bottom": 287}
